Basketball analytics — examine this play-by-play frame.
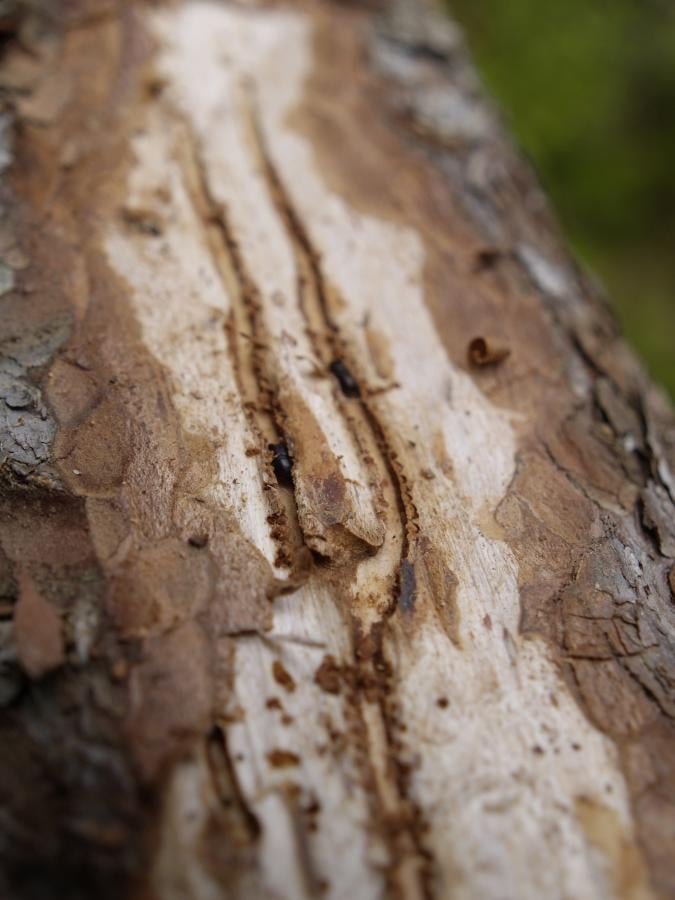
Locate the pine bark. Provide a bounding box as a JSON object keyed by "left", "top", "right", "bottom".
{"left": 1, "top": 1, "right": 674, "bottom": 899}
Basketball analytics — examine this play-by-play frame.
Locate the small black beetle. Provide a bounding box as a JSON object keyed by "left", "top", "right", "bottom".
{"left": 329, "top": 360, "right": 360, "bottom": 398}
{"left": 269, "top": 442, "right": 294, "bottom": 487}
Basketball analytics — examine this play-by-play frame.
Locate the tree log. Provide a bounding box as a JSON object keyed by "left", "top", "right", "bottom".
{"left": 1, "top": 1, "right": 674, "bottom": 898}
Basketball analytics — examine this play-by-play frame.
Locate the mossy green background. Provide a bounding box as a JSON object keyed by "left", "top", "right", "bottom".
{"left": 449, "top": 0, "right": 675, "bottom": 397}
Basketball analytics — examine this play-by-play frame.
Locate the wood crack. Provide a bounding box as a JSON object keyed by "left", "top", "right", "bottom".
{"left": 175, "top": 112, "right": 305, "bottom": 572}
{"left": 206, "top": 725, "right": 261, "bottom": 841}
{"left": 243, "top": 88, "right": 432, "bottom": 899}
{"left": 244, "top": 87, "right": 418, "bottom": 563}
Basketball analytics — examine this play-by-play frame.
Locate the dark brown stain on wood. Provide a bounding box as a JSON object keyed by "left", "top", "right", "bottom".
{"left": 267, "top": 749, "right": 301, "bottom": 768}
{"left": 272, "top": 659, "right": 296, "bottom": 693}
{"left": 314, "top": 654, "right": 342, "bottom": 694}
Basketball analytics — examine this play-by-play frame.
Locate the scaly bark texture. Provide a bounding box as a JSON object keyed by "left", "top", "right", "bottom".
{"left": 1, "top": 1, "right": 674, "bottom": 899}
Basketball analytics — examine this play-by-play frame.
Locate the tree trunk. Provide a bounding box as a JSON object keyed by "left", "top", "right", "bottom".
{"left": 1, "top": 1, "right": 674, "bottom": 898}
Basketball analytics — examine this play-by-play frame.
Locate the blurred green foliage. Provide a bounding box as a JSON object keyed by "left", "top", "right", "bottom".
{"left": 448, "top": 0, "right": 675, "bottom": 397}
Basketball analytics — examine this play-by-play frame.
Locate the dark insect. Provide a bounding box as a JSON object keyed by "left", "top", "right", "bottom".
{"left": 269, "top": 442, "right": 294, "bottom": 487}
{"left": 329, "top": 359, "right": 360, "bottom": 398}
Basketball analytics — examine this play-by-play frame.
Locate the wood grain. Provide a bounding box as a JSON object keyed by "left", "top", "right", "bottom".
{"left": 0, "top": 1, "right": 673, "bottom": 899}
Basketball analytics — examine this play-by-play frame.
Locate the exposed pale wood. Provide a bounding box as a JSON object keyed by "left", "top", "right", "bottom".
{"left": 0, "top": 2, "right": 674, "bottom": 900}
